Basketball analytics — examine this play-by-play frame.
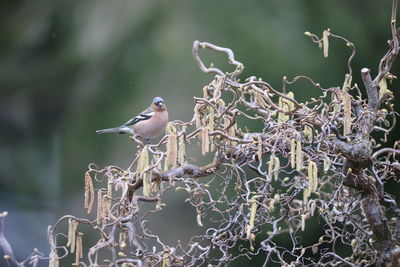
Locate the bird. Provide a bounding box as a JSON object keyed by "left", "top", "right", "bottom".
{"left": 96, "top": 97, "right": 168, "bottom": 142}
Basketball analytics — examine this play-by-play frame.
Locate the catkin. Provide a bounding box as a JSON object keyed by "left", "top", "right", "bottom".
{"left": 303, "top": 125, "right": 313, "bottom": 143}
{"left": 162, "top": 248, "right": 171, "bottom": 267}
{"left": 290, "top": 139, "right": 296, "bottom": 168}
{"left": 308, "top": 162, "right": 314, "bottom": 195}
{"left": 49, "top": 248, "right": 59, "bottom": 267}
{"left": 323, "top": 157, "right": 331, "bottom": 174}
{"left": 136, "top": 146, "right": 151, "bottom": 197}
{"left": 268, "top": 154, "right": 275, "bottom": 180}
{"left": 67, "top": 219, "right": 78, "bottom": 252}
{"left": 273, "top": 156, "right": 280, "bottom": 181}
{"left": 278, "top": 92, "right": 295, "bottom": 123}
{"left": 74, "top": 233, "right": 83, "bottom": 266}
{"left": 313, "top": 162, "right": 318, "bottom": 192}
{"left": 343, "top": 92, "right": 351, "bottom": 136}
{"left": 296, "top": 140, "right": 302, "bottom": 171}
{"left": 322, "top": 29, "right": 330, "bottom": 58}
{"left": 224, "top": 116, "right": 237, "bottom": 146}
{"left": 96, "top": 190, "right": 103, "bottom": 224}
{"left": 305, "top": 161, "right": 318, "bottom": 204}
{"left": 178, "top": 126, "right": 186, "bottom": 165}
{"left": 342, "top": 74, "right": 352, "bottom": 93}
{"left": 208, "top": 107, "right": 215, "bottom": 151}
{"left": 84, "top": 172, "right": 94, "bottom": 214}
{"left": 196, "top": 208, "right": 203, "bottom": 227}
{"left": 202, "top": 126, "right": 210, "bottom": 155}
{"left": 246, "top": 196, "right": 258, "bottom": 239}
{"left": 194, "top": 104, "right": 202, "bottom": 128}
{"left": 379, "top": 77, "right": 388, "bottom": 99}
{"left": 165, "top": 123, "right": 178, "bottom": 169}
{"left": 301, "top": 214, "right": 306, "bottom": 231}
{"left": 256, "top": 92, "right": 269, "bottom": 109}
{"left": 257, "top": 136, "right": 263, "bottom": 161}
{"left": 106, "top": 179, "right": 112, "bottom": 215}
{"left": 119, "top": 232, "right": 127, "bottom": 249}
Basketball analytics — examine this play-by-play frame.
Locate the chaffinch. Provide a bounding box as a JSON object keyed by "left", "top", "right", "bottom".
{"left": 96, "top": 97, "right": 169, "bottom": 141}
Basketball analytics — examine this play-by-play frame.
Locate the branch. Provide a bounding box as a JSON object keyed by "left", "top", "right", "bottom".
{"left": 361, "top": 68, "right": 379, "bottom": 112}
{"left": 152, "top": 150, "right": 224, "bottom": 181}
{"left": 192, "top": 40, "right": 244, "bottom": 78}
{"left": 0, "top": 212, "right": 23, "bottom": 267}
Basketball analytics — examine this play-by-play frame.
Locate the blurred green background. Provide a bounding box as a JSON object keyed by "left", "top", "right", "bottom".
{"left": 0, "top": 0, "right": 399, "bottom": 266}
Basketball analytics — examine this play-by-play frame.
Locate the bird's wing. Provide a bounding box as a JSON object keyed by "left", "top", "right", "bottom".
{"left": 123, "top": 107, "right": 155, "bottom": 126}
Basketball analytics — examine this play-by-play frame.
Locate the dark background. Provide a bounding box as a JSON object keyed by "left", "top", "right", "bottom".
{"left": 0, "top": 1, "right": 399, "bottom": 266}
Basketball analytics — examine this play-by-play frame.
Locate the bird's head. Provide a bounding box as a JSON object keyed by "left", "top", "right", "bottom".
{"left": 152, "top": 96, "right": 166, "bottom": 111}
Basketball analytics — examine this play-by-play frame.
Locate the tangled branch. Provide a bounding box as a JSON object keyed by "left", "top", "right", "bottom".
{"left": 1, "top": 1, "right": 400, "bottom": 266}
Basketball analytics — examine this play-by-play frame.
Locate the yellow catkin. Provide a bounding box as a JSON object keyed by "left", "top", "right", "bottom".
{"left": 84, "top": 172, "right": 94, "bottom": 214}
{"left": 49, "top": 248, "right": 59, "bottom": 267}
{"left": 196, "top": 209, "right": 203, "bottom": 227}
{"left": 246, "top": 196, "right": 258, "bottom": 239}
{"left": 305, "top": 161, "right": 318, "bottom": 203}
{"left": 224, "top": 116, "right": 237, "bottom": 146}
{"left": 323, "top": 157, "right": 331, "bottom": 174}
{"left": 277, "top": 97, "right": 289, "bottom": 123}
{"left": 323, "top": 29, "right": 330, "bottom": 58}
{"left": 74, "top": 233, "right": 83, "bottom": 266}
{"left": 194, "top": 104, "right": 202, "bottom": 128}
{"left": 290, "top": 139, "right": 296, "bottom": 169}
{"left": 97, "top": 190, "right": 103, "bottom": 224}
{"left": 333, "top": 91, "right": 341, "bottom": 115}
{"left": 66, "top": 219, "right": 73, "bottom": 247}
{"left": 135, "top": 146, "right": 150, "bottom": 196}
{"left": 165, "top": 124, "right": 177, "bottom": 169}
{"left": 312, "top": 161, "right": 318, "bottom": 192}
{"left": 343, "top": 92, "right": 351, "bottom": 136}
{"left": 303, "top": 187, "right": 309, "bottom": 204}
{"left": 84, "top": 173, "right": 90, "bottom": 209}
{"left": 178, "top": 126, "right": 186, "bottom": 165}
{"left": 70, "top": 221, "right": 77, "bottom": 253}
{"left": 143, "top": 174, "right": 150, "bottom": 197}
{"left": 67, "top": 220, "right": 78, "bottom": 252}
{"left": 212, "top": 75, "right": 223, "bottom": 99}
{"left": 301, "top": 214, "right": 306, "bottom": 231}
{"left": 143, "top": 174, "right": 151, "bottom": 197}
{"left": 256, "top": 91, "right": 269, "bottom": 110}
{"left": 102, "top": 194, "right": 109, "bottom": 221}
{"left": 273, "top": 156, "right": 280, "bottom": 181}
{"left": 303, "top": 125, "right": 313, "bottom": 143}
{"left": 296, "top": 140, "right": 302, "bottom": 171}
{"left": 201, "top": 126, "right": 210, "bottom": 155}
{"left": 308, "top": 161, "right": 315, "bottom": 196}
{"left": 106, "top": 179, "right": 112, "bottom": 215}
{"left": 209, "top": 107, "right": 215, "bottom": 151}
{"left": 342, "top": 74, "right": 352, "bottom": 93}
{"left": 257, "top": 136, "right": 263, "bottom": 161}
{"left": 137, "top": 146, "right": 149, "bottom": 178}
{"left": 268, "top": 154, "right": 275, "bottom": 180}
{"left": 119, "top": 232, "right": 127, "bottom": 249}
{"left": 162, "top": 248, "right": 171, "bottom": 267}
{"left": 286, "top": 92, "right": 295, "bottom": 110}
{"left": 379, "top": 77, "right": 388, "bottom": 99}
{"left": 278, "top": 92, "right": 294, "bottom": 123}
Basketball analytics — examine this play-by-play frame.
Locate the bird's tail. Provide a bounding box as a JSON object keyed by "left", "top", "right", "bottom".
{"left": 96, "top": 127, "right": 122, "bottom": 134}
{"left": 96, "top": 126, "right": 133, "bottom": 135}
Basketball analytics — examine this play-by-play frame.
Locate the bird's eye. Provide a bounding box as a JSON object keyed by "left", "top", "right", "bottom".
{"left": 157, "top": 101, "right": 164, "bottom": 106}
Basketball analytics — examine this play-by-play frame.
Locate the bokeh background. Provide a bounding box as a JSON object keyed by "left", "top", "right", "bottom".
{"left": 1, "top": 0, "right": 399, "bottom": 266}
